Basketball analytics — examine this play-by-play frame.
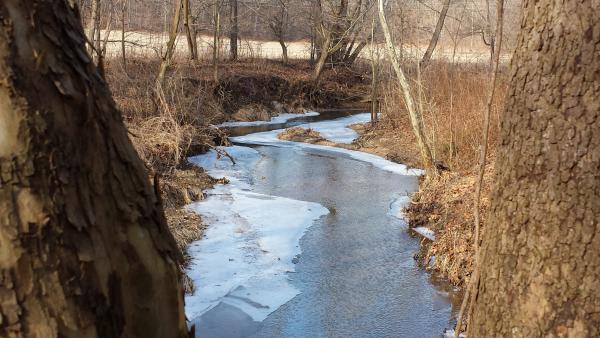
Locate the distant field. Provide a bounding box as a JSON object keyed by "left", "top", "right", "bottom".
{"left": 98, "top": 30, "right": 511, "bottom": 64}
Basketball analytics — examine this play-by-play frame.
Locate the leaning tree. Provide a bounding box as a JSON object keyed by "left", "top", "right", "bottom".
{"left": 467, "top": 0, "right": 600, "bottom": 336}
{"left": 0, "top": 1, "right": 189, "bottom": 337}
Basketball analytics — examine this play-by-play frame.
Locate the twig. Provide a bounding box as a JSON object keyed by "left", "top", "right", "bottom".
{"left": 453, "top": 0, "right": 504, "bottom": 336}
{"left": 204, "top": 143, "right": 236, "bottom": 165}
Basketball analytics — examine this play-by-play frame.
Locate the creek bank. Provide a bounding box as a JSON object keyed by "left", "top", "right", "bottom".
{"left": 343, "top": 121, "right": 492, "bottom": 287}
{"left": 276, "top": 117, "right": 492, "bottom": 287}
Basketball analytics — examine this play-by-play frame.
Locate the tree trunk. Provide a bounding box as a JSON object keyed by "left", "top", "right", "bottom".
{"left": 377, "top": 0, "right": 436, "bottom": 172}
{"left": 190, "top": 16, "right": 199, "bottom": 59}
{"left": 279, "top": 39, "right": 289, "bottom": 64}
{"left": 183, "top": 0, "right": 196, "bottom": 60}
{"left": 312, "top": 32, "right": 331, "bottom": 82}
{"left": 121, "top": 0, "right": 127, "bottom": 71}
{"left": 0, "top": 1, "right": 189, "bottom": 338}
{"left": 213, "top": 1, "right": 221, "bottom": 82}
{"left": 420, "top": 0, "right": 451, "bottom": 68}
{"left": 156, "top": 0, "right": 184, "bottom": 90}
{"left": 468, "top": 0, "right": 600, "bottom": 336}
{"left": 229, "top": 0, "right": 238, "bottom": 61}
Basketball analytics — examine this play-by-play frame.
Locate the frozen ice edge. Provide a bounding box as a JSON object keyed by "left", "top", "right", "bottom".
{"left": 216, "top": 111, "right": 320, "bottom": 127}
{"left": 185, "top": 146, "right": 329, "bottom": 323}
{"left": 230, "top": 113, "right": 424, "bottom": 177}
{"left": 184, "top": 114, "right": 423, "bottom": 325}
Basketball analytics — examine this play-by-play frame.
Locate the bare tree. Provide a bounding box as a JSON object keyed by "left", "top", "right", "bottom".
{"left": 213, "top": 0, "right": 222, "bottom": 81}
{"left": 377, "top": 0, "right": 436, "bottom": 172}
{"left": 312, "top": 0, "right": 373, "bottom": 82}
{"left": 267, "top": 0, "right": 291, "bottom": 64}
{"left": 88, "top": 0, "right": 101, "bottom": 59}
{"left": 184, "top": 0, "right": 197, "bottom": 60}
{"left": 420, "top": 0, "right": 451, "bottom": 68}
{"left": 120, "top": 0, "right": 127, "bottom": 70}
{"left": 156, "top": 0, "right": 184, "bottom": 90}
{"left": 229, "top": 0, "right": 238, "bottom": 60}
{"left": 0, "top": 1, "right": 189, "bottom": 337}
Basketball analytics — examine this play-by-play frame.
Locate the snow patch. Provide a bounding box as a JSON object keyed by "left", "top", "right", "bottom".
{"left": 217, "top": 112, "right": 320, "bottom": 127}
{"left": 412, "top": 227, "right": 436, "bottom": 241}
{"left": 444, "top": 329, "right": 466, "bottom": 337}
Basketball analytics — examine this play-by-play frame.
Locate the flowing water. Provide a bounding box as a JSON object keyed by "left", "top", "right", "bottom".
{"left": 186, "top": 112, "right": 460, "bottom": 338}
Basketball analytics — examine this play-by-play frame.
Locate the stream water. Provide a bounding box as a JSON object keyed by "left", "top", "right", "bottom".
{"left": 185, "top": 112, "right": 459, "bottom": 338}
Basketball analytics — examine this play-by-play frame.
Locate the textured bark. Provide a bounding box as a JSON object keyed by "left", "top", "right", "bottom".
{"left": 0, "top": 1, "right": 189, "bottom": 338}
{"left": 468, "top": 0, "right": 600, "bottom": 336}
{"left": 312, "top": 32, "right": 331, "bottom": 82}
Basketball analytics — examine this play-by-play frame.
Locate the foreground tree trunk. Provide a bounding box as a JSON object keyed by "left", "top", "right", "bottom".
{"left": 468, "top": 0, "right": 600, "bottom": 336}
{"left": 0, "top": 1, "right": 189, "bottom": 337}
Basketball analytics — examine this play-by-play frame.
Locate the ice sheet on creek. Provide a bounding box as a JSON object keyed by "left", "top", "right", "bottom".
{"left": 216, "top": 111, "right": 320, "bottom": 128}
{"left": 186, "top": 146, "right": 329, "bottom": 322}
{"left": 230, "top": 113, "right": 424, "bottom": 176}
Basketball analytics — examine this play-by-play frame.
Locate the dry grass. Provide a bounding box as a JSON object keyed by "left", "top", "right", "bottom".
{"left": 277, "top": 127, "right": 327, "bottom": 143}
{"left": 375, "top": 61, "right": 507, "bottom": 171}
{"left": 355, "top": 60, "right": 508, "bottom": 286}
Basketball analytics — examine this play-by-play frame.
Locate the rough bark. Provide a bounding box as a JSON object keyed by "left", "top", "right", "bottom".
{"left": 468, "top": 0, "right": 600, "bottom": 336}
{"left": 420, "top": 0, "right": 451, "bottom": 68}
{"left": 0, "top": 1, "right": 189, "bottom": 338}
